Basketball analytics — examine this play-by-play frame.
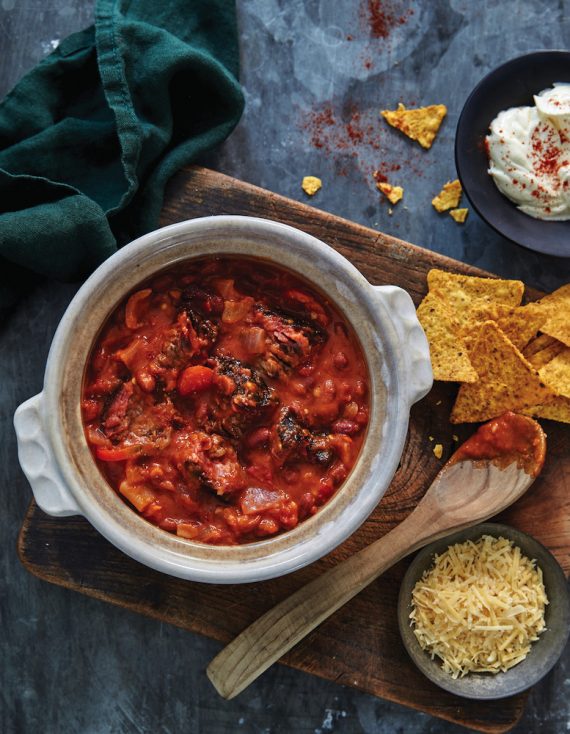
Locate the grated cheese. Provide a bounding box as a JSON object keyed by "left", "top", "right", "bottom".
{"left": 410, "top": 535, "right": 548, "bottom": 678}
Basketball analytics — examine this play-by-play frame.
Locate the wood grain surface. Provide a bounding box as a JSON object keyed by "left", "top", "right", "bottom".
{"left": 18, "top": 166, "right": 570, "bottom": 734}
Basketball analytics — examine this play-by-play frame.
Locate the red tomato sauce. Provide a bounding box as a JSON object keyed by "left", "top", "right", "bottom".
{"left": 450, "top": 411, "right": 545, "bottom": 477}
{"left": 82, "top": 258, "right": 370, "bottom": 545}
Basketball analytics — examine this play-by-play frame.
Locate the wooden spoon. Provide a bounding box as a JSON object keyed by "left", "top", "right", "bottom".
{"left": 207, "top": 412, "right": 546, "bottom": 699}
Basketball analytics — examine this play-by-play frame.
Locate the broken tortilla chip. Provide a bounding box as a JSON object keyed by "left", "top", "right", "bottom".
{"left": 523, "top": 334, "right": 566, "bottom": 368}
{"left": 465, "top": 302, "right": 546, "bottom": 352}
{"left": 538, "top": 348, "right": 570, "bottom": 399}
{"left": 450, "top": 321, "right": 555, "bottom": 423}
{"left": 524, "top": 396, "right": 570, "bottom": 424}
{"left": 377, "top": 182, "right": 403, "bottom": 205}
{"left": 450, "top": 208, "right": 469, "bottom": 223}
{"left": 432, "top": 180, "right": 462, "bottom": 212}
{"left": 416, "top": 292, "right": 478, "bottom": 383}
{"left": 381, "top": 103, "right": 447, "bottom": 149}
{"left": 427, "top": 269, "right": 524, "bottom": 325}
{"left": 301, "top": 176, "right": 322, "bottom": 196}
{"left": 301, "top": 176, "right": 323, "bottom": 196}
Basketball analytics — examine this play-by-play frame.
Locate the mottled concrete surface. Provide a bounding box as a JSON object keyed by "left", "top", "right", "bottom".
{"left": 1, "top": 1, "right": 569, "bottom": 733}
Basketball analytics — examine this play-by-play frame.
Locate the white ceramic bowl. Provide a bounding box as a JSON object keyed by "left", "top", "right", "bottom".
{"left": 14, "top": 216, "right": 432, "bottom": 583}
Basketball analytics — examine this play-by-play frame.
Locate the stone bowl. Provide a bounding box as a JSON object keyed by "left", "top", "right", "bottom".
{"left": 398, "top": 522, "right": 570, "bottom": 699}
{"left": 14, "top": 215, "right": 432, "bottom": 584}
{"left": 455, "top": 50, "right": 570, "bottom": 257}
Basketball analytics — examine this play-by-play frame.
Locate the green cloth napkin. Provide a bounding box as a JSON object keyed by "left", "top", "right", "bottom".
{"left": 0, "top": 0, "right": 244, "bottom": 310}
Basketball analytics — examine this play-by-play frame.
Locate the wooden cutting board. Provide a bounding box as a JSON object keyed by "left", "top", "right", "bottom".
{"left": 18, "top": 166, "right": 570, "bottom": 734}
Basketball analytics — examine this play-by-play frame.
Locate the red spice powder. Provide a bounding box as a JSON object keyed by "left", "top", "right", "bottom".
{"left": 363, "top": 0, "right": 414, "bottom": 40}
{"left": 373, "top": 163, "right": 401, "bottom": 183}
{"left": 302, "top": 105, "right": 382, "bottom": 156}
{"left": 529, "top": 122, "right": 567, "bottom": 187}
{"left": 300, "top": 101, "right": 428, "bottom": 181}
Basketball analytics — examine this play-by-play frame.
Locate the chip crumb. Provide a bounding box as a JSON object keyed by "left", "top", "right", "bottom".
{"left": 377, "top": 181, "right": 404, "bottom": 205}
{"left": 301, "top": 176, "right": 322, "bottom": 196}
{"left": 450, "top": 207, "right": 469, "bottom": 223}
{"left": 432, "top": 180, "right": 462, "bottom": 212}
{"left": 381, "top": 103, "right": 447, "bottom": 149}
{"left": 429, "top": 435, "right": 434, "bottom": 441}
{"left": 452, "top": 434, "right": 459, "bottom": 441}
{"left": 436, "top": 400, "right": 442, "bottom": 405}
{"left": 388, "top": 207, "right": 393, "bottom": 215}
{"left": 433, "top": 443, "right": 443, "bottom": 459}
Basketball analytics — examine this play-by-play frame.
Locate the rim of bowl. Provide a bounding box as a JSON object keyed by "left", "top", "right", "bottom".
{"left": 40, "top": 215, "right": 414, "bottom": 583}
{"left": 455, "top": 50, "right": 570, "bottom": 257}
{"left": 398, "top": 522, "right": 570, "bottom": 699}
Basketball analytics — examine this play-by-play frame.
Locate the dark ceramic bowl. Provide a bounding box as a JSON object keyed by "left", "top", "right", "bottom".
{"left": 455, "top": 51, "right": 570, "bottom": 257}
{"left": 398, "top": 523, "right": 570, "bottom": 700}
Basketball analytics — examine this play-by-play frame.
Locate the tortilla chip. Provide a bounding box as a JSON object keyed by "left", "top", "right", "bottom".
{"left": 523, "top": 334, "right": 566, "bottom": 368}
{"left": 416, "top": 292, "right": 478, "bottom": 382}
{"left": 450, "top": 321, "right": 555, "bottom": 423}
{"left": 530, "top": 284, "right": 570, "bottom": 346}
{"left": 541, "top": 315, "right": 570, "bottom": 347}
{"left": 450, "top": 208, "right": 468, "bottom": 223}
{"left": 432, "top": 180, "right": 462, "bottom": 212}
{"left": 466, "top": 302, "right": 545, "bottom": 351}
{"left": 523, "top": 396, "right": 570, "bottom": 424}
{"left": 427, "top": 270, "right": 524, "bottom": 325}
{"left": 301, "top": 176, "right": 322, "bottom": 196}
{"left": 377, "top": 182, "right": 403, "bottom": 205}
{"left": 538, "top": 348, "right": 570, "bottom": 399}
{"left": 381, "top": 103, "right": 447, "bottom": 149}
{"left": 536, "top": 283, "right": 570, "bottom": 308}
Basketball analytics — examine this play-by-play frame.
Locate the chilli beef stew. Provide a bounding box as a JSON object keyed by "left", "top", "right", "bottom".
{"left": 82, "top": 258, "right": 369, "bottom": 544}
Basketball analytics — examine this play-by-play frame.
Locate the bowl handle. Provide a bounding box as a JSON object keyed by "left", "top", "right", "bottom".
{"left": 14, "top": 393, "right": 81, "bottom": 517}
{"left": 373, "top": 285, "right": 433, "bottom": 406}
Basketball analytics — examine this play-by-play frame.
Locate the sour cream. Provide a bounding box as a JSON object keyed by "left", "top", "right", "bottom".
{"left": 486, "top": 83, "right": 570, "bottom": 220}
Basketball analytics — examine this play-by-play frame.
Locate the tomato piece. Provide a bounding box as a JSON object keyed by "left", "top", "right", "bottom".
{"left": 96, "top": 445, "right": 141, "bottom": 462}
{"left": 177, "top": 365, "right": 215, "bottom": 396}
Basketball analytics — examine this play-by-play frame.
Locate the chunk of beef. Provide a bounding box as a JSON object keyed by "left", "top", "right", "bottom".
{"left": 180, "top": 284, "right": 224, "bottom": 317}
{"left": 102, "top": 383, "right": 177, "bottom": 453}
{"left": 199, "top": 356, "right": 278, "bottom": 438}
{"left": 117, "top": 309, "right": 218, "bottom": 393}
{"left": 173, "top": 430, "right": 246, "bottom": 496}
{"left": 252, "top": 305, "right": 326, "bottom": 378}
{"left": 156, "top": 309, "right": 217, "bottom": 371}
{"left": 102, "top": 381, "right": 135, "bottom": 437}
{"left": 271, "top": 407, "right": 335, "bottom": 466}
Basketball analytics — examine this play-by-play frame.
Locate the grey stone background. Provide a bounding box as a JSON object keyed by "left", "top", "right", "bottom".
{"left": 1, "top": 1, "right": 569, "bottom": 732}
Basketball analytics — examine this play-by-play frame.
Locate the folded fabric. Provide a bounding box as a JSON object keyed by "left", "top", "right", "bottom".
{"left": 0, "top": 0, "right": 244, "bottom": 310}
